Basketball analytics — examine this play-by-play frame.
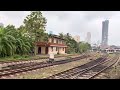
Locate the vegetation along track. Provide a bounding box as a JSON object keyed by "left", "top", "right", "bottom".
{"left": 0, "top": 54, "right": 91, "bottom": 78}
{"left": 0, "top": 54, "right": 83, "bottom": 68}
{"left": 46, "top": 54, "right": 117, "bottom": 79}
{"left": 0, "top": 54, "right": 80, "bottom": 64}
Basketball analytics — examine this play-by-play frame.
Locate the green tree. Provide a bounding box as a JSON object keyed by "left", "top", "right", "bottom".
{"left": 0, "top": 27, "right": 16, "bottom": 57}
{"left": 24, "top": 11, "right": 47, "bottom": 55}
{"left": 4, "top": 25, "right": 17, "bottom": 36}
{"left": 58, "top": 32, "right": 91, "bottom": 54}
{"left": 15, "top": 30, "right": 32, "bottom": 55}
{"left": 59, "top": 32, "right": 64, "bottom": 39}
{"left": 79, "top": 42, "right": 91, "bottom": 53}
{"left": 0, "top": 25, "right": 33, "bottom": 57}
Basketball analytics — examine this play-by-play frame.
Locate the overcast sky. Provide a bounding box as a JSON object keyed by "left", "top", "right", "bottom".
{"left": 0, "top": 11, "right": 120, "bottom": 45}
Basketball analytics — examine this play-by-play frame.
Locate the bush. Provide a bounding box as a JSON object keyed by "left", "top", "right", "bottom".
{"left": 24, "top": 55, "right": 29, "bottom": 58}
{"left": 13, "top": 55, "right": 21, "bottom": 59}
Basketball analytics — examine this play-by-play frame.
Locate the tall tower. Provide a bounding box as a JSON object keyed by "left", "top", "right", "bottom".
{"left": 86, "top": 32, "right": 91, "bottom": 44}
{"left": 0, "top": 23, "right": 4, "bottom": 27}
{"left": 101, "top": 20, "right": 109, "bottom": 48}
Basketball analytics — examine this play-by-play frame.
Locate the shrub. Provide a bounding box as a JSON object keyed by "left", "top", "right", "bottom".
{"left": 13, "top": 55, "right": 20, "bottom": 59}
{"left": 24, "top": 55, "right": 29, "bottom": 58}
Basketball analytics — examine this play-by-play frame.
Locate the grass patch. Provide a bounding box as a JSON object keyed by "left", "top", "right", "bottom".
{"left": 0, "top": 55, "right": 31, "bottom": 62}
{"left": 0, "top": 53, "right": 80, "bottom": 62}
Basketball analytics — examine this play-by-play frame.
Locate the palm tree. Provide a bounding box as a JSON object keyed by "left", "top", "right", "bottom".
{"left": 0, "top": 27, "right": 16, "bottom": 57}
{"left": 15, "top": 30, "right": 32, "bottom": 55}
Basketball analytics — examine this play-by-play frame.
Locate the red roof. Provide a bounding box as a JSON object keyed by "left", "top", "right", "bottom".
{"left": 36, "top": 42, "right": 67, "bottom": 47}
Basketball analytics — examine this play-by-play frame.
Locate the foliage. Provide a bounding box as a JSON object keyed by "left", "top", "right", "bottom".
{"left": 24, "top": 11, "right": 47, "bottom": 42}
{"left": 0, "top": 25, "right": 32, "bottom": 57}
{"left": 58, "top": 33, "right": 91, "bottom": 54}
{"left": 0, "top": 11, "right": 91, "bottom": 59}
{"left": 23, "top": 11, "right": 47, "bottom": 55}
{"left": 0, "top": 11, "right": 48, "bottom": 58}
{"left": 0, "top": 27, "right": 16, "bottom": 57}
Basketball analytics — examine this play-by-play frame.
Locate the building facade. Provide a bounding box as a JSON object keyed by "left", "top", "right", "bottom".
{"left": 73, "top": 35, "right": 80, "bottom": 43}
{"left": 101, "top": 20, "right": 109, "bottom": 49}
{"left": 85, "top": 32, "right": 91, "bottom": 44}
{"left": 36, "top": 35, "right": 67, "bottom": 55}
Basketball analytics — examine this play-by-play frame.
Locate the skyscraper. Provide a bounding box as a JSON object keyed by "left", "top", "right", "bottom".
{"left": 86, "top": 32, "right": 91, "bottom": 44}
{"left": 101, "top": 20, "right": 109, "bottom": 48}
{"left": 0, "top": 23, "right": 4, "bottom": 27}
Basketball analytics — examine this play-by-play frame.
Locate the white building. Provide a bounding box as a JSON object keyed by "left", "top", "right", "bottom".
{"left": 73, "top": 35, "right": 80, "bottom": 43}
{"left": 85, "top": 32, "right": 91, "bottom": 44}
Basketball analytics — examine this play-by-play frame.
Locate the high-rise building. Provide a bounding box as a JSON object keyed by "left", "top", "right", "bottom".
{"left": 73, "top": 35, "right": 80, "bottom": 43}
{"left": 0, "top": 23, "right": 4, "bottom": 27}
{"left": 85, "top": 32, "right": 91, "bottom": 44}
{"left": 101, "top": 20, "right": 109, "bottom": 48}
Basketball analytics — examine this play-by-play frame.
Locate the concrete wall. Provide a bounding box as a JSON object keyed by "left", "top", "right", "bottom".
{"left": 48, "top": 37, "right": 65, "bottom": 44}
{"left": 35, "top": 46, "right": 38, "bottom": 54}
{"left": 58, "top": 40, "right": 62, "bottom": 44}
{"left": 48, "top": 38, "right": 52, "bottom": 43}
{"left": 48, "top": 47, "right": 58, "bottom": 54}
{"left": 48, "top": 47, "right": 65, "bottom": 54}
{"left": 36, "top": 46, "right": 66, "bottom": 55}
{"left": 54, "top": 38, "right": 57, "bottom": 43}
{"left": 36, "top": 46, "right": 46, "bottom": 54}
{"left": 58, "top": 47, "right": 65, "bottom": 54}
{"left": 41, "top": 47, "right": 45, "bottom": 54}
{"left": 48, "top": 38, "right": 57, "bottom": 43}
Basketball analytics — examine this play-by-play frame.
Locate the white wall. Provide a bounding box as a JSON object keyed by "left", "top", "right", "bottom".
{"left": 48, "top": 38, "right": 52, "bottom": 43}
{"left": 36, "top": 46, "right": 38, "bottom": 54}
{"left": 54, "top": 38, "right": 57, "bottom": 43}
{"left": 58, "top": 47, "right": 65, "bottom": 54}
{"left": 41, "top": 47, "right": 45, "bottom": 54}
{"left": 48, "top": 47, "right": 59, "bottom": 54}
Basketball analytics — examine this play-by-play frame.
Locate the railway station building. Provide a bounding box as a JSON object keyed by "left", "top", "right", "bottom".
{"left": 35, "top": 34, "right": 67, "bottom": 55}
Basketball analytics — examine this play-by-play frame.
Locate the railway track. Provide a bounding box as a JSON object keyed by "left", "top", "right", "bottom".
{"left": 0, "top": 54, "right": 83, "bottom": 68}
{"left": 46, "top": 54, "right": 118, "bottom": 79}
{"left": 0, "top": 54, "right": 91, "bottom": 78}
{"left": 74, "top": 56, "right": 119, "bottom": 79}
{"left": 2, "top": 54, "right": 89, "bottom": 70}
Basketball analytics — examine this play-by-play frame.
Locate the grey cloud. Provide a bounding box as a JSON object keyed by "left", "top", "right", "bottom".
{"left": 43, "top": 11, "right": 120, "bottom": 45}
{"left": 0, "top": 11, "right": 120, "bottom": 45}
{"left": 82, "top": 11, "right": 118, "bottom": 21}
{"left": 1, "top": 11, "right": 26, "bottom": 18}
{"left": 42, "top": 11, "right": 74, "bottom": 21}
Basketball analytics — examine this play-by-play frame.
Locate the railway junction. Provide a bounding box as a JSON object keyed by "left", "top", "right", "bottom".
{"left": 0, "top": 52, "right": 119, "bottom": 79}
